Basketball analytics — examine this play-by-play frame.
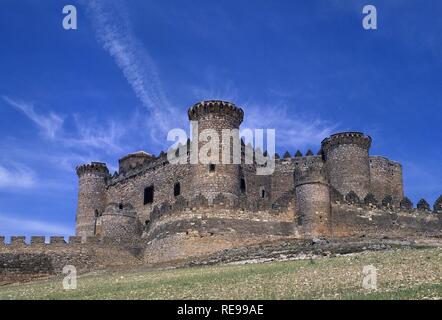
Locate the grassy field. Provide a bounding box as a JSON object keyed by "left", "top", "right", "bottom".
{"left": 0, "top": 247, "right": 441, "bottom": 300}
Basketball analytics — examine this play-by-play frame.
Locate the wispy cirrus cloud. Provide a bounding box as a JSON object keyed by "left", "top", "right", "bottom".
{"left": 0, "top": 164, "right": 35, "bottom": 189}
{"left": 2, "top": 95, "right": 127, "bottom": 155}
{"left": 242, "top": 102, "right": 337, "bottom": 152}
{"left": 2, "top": 95, "right": 64, "bottom": 140}
{"left": 0, "top": 214, "right": 72, "bottom": 237}
{"left": 84, "top": 0, "right": 184, "bottom": 144}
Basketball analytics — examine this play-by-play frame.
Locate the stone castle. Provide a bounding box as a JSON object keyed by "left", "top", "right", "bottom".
{"left": 1, "top": 100, "right": 442, "bottom": 282}
{"left": 74, "top": 100, "right": 441, "bottom": 257}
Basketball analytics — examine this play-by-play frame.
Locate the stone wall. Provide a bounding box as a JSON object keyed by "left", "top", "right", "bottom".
{"left": 369, "top": 156, "right": 404, "bottom": 205}
{"left": 331, "top": 203, "right": 442, "bottom": 238}
{"left": 271, "top": 159, "right": 295, "bottom": 203}
{"left": 0, "top": 236, "right": 143, "bottom": 284}
{"left": 143, "top": 193, "right": 297, "bottom": 263}
{"left": 106, "top": 156, "right": 192, "bottom": 225}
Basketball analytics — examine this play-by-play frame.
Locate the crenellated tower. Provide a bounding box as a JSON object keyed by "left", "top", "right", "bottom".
{"left": 188, "top": 100, "right": 244, "bottom": 203}
{"left": 294, "top": 158, "right": 331, "bottom": 237}
{"left": 321, "top": 132, "right": 372, "bottom": 199}
{"left": 76, "top": 162, "right": 109, "bottom": 239}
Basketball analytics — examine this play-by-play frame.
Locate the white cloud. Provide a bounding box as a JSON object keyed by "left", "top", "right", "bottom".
{"left": 242, "top": 102, "right": 337, "bottom": 151}
{"left": 0, "top": 214, "right": 72, "bottom": 236}
{"left": 2, "top": 95, "right": 64, "bottom": 139}
{"left": 3, "top": 95, "right": 129, "bottom": 156}
{"left": 0, "top": 164, "right": 35, "bottom": 189}
{"left": 63, "top": 115, "right": 126, "bottom": 153}
{"left": 85, "top": 0, "right": 184, "bottom": 144}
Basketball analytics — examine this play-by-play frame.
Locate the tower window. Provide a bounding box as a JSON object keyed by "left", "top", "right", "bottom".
{"left": 209, "top": 164, "right": 216, "bottom": 172}
{"left": 174, "top": 182, "right": 181, "bottom": 197}
{"left": 118, "top": 203, "right": 123, "bottom": 210}
{"left": 260, "top": 187, "right": 266, "bottom": 199}
{"left": 240, "top": 178, "right": 246, "bottom": 193}
{"left": 144, "top": 185, "right": 154, "bottom": 205}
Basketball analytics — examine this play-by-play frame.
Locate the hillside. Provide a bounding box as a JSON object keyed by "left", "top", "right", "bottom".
{"left": 0, "top": 247, "right": 441, "bottom": 300}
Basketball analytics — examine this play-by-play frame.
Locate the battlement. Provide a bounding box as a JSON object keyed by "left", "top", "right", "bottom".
{"left": 147, "top": 192, "right": 291, "bottom": 228}
{"left": 369, "top": 156, "right": 402, "bottom": 170}
{"left": 330, "top": 189, "right": 442, "bottom": 215}
{"left": 188, "top": 100, "right": 244, "bottom": 124}
{"left": 321, "top": 131, "right": 372, "bottom": 152}
{"left": 0, "top": 236, "right": 76, "bottom": 246}
{"left": 107, "top": 152, "right": 171, "bottom": 186}
{"left": 0, "top": 235, "right": 128, "bottom": 247}
{"left": 76, "top": 162, "right": 109, "bottom": 177}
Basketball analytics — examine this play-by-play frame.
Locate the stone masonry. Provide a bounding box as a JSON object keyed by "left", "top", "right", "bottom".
{"left": 1, "top": 100, "right": 442, "bottom": 280}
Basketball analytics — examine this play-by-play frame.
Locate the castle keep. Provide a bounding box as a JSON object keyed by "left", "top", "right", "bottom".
{"left": 1, "top": 100, "right": 442, "bottom": 281}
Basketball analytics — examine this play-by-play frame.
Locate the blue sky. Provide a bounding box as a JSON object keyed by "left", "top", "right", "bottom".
{"left": 0, "top": 0, "right": 441, "bottom": 238}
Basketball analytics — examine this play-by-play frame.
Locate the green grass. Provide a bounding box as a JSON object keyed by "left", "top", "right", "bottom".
{"left": 1, "top": 248, "right": 441, "bottom": 300}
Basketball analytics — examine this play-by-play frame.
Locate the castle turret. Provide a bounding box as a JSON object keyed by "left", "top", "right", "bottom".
{"left": 294, "top": 158, "right": 331, "bottom": 237}
{"left": 188, "top": 100, "right": 244, "bottom": 202}
{"left": 118, "top": 151, "right": 154, "bottom": 175}
{"left": 76, "top": 162, "right": 109, "bottom": 239}
{"left": 321, "top": 132, "right": 372, "bottom": 199}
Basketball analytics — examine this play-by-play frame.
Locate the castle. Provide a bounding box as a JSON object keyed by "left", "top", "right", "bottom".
{"left": 1, "top": 100, "right": 442, "bottom": 281}
{"left": 74, "top": 100, "right": 441, "bottom": 262}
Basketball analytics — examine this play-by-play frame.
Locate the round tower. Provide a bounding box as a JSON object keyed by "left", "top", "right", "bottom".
{"left": 76, "top": 162, "right": 109, "bottom": 239}
{"left": 321, "top": 132, "right": 372, "bottom": 199}
{"left": 96, "top": 203, "right": 142, "bottom": 241}
{"left": 294, "top": 158, "right": 331, "bottom": 237}
{"left": 188, "top": 100, "right": 244, "bottom": 202}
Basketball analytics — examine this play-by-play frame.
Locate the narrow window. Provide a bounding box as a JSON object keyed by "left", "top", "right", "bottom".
{"left": 94, "top": 209, "right": 99, "bottom": 217}
{"left": 240, "top": 178, "right": 246, "bottom": 193}
{"left": 174, "top": 182, "right": 181, "bottom": 197}
{"left": 144, "top": 185, "right": 154, "bottom": 205}
{"left": 118, "top": 203, "right": 123, "bottom": 210}
{"left": 209, "top": 164, "right": 216, "bottom": 172}
{"left": 260, "top": 187, "right": 266, "bottom": 199}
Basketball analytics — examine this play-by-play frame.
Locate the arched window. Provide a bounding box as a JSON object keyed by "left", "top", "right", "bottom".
{"left": 209, "top": 164, "right": 216, "bottom": 172}
{"left": 174, "top": 182, "right": 181, "bottom": 197}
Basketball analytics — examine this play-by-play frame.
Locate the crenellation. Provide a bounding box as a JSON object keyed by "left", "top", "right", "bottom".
{"left": 30, "top": 236, "right": 46, "bottom": 245}
{"left": 50, "top": 237, "right": 66, "bottom": 245}
{"left": 417, "top": 199, "right": 431, "bottom": 212}
{"left": 400, "top": 197, "right": 414, "bottom": 211}
{"left": 345, "top": 191, "right": 361, "bottom": 205}
{"left": 364, "top": 193, "right": 378, "bottom": 207}
{"left": 68, "top": 236, "right": 82, "bottom": 244}
{"left": 434, "top": 195, "right": 442, "bottom": 214}
{"left": 10, "top": 236, "right": 27, "bottom": 246}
